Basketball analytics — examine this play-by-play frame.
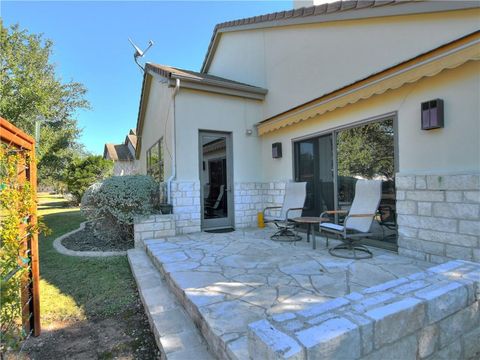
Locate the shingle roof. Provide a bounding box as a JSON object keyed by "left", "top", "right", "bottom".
{"left": 200, "top": 0, "right": 479, "bottom": 72}
{"left": 145, "top": 63, "right": 267, "bottom": 95}
{"left": 104, "top": 143, "right": 134, "bottom": 162}
{"left": 126, "top": 133, "right": 137, "bottom": 149}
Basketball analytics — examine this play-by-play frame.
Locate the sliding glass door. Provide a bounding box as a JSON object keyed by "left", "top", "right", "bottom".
{"left": 294, "top": 117, "right": 397, "bottom": 248}
{"left": 294, "top": 135, "right": 334, "bottom": 217}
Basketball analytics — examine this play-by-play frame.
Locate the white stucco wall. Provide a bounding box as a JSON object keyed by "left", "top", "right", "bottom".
{"left": 174, "top": 89, "right": 263, "bottom": 182}
{"left": 136, "top": 76, "right": 174, "bottom": 180}
{"left": 113, "top": 161, "right": 137, "bottom": 176}
{"left": 259, "top": 61, "right": 480, "bottom": 181}
{"left": 208, "top": 8, "right": 480, "bottom": 120}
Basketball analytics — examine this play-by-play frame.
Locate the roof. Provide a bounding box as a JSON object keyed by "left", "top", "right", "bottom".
{"left": 257, "top": 30, "right": 480, "bottom": 135}
{"left": 104, "top": 143, "right": 134, "bottom": 162}
{"left": 126, "top": 133, "right": 137, "bottom": 149}
{"left": 145, "top": 63, "right": 268, "bottom": 100}
{"left": 201, "top": 0, "right": 479, "bottom": 72}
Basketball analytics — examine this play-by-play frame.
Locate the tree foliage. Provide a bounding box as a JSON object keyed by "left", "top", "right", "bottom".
{"left": 337, "top": 120, "right": 394, "bottom": 179}
{"left": 65, "top": 156, "right": 113, "bottom": 204}
{"left": 0, "top": 21, "right": 89, "bottom": 185}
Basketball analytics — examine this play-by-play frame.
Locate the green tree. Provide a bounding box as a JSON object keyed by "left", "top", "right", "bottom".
{"left": 65, "top": 156, "right": 113, "bottom": 204}
{"left": 337, "top": 120, "right": 395, "bottom": 179}
{"left": 0, "top": 21, "right": 89, "bottom": 185}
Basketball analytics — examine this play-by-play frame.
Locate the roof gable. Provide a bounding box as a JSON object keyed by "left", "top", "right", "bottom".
{"left": 201, "top": 0, "right": 479, "bottom": 73}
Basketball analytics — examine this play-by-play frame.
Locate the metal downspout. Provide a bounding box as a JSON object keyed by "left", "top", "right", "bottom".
{"left": 166, "top": 78, "right": 180, "bottom": 204}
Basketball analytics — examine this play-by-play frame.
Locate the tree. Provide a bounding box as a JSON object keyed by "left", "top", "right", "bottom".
{"left": 337, "top": 120, "right": 395, "bottom": 180}
{"left": 0, "top": 21, "right": 89, "bottom": 185}
{"left": 65, "top": 156, "right": 113, "bottom": 204}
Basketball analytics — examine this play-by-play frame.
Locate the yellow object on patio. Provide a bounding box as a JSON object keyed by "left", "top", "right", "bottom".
{"left": 257, "top": 212, "right": 265, "bottom": 228}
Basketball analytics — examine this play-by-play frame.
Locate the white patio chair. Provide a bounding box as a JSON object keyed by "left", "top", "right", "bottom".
{"left": 205, "top": 184, "right": 225, "bottom": 216}
{"left": 263, "top": 182, "right": 307, "bottom": 242}
{"left": 320, "top": 179, "right": 382, "bottom": 259}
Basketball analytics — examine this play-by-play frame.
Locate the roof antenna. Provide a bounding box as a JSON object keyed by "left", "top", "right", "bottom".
{"left": 128, "top": 38, "right": 154, "bottom": 71}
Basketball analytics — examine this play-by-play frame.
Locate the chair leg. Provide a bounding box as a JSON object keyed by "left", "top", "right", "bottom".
{"left": 328, "top": 238, "right": 372, "bottom": 259}
{"left": 271, "top": 226, "right": 302, "bottom": 242}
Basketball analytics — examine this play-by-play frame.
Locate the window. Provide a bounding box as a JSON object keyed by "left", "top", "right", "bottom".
{"left": 146, "top": 138, "right": 164, "bottom": 182}
{"left": 294, "top": 117, "right": 397, "bottom": 248}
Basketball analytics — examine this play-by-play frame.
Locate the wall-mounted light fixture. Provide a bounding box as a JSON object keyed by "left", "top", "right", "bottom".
{"left": 421, "top": 99, "right": 444, "bottom": 130}
{"left": 245, "top": 128, "right": 253, "bottom": 136}
{"left": 272, "top": 142, "right": 282, "bottom": 158}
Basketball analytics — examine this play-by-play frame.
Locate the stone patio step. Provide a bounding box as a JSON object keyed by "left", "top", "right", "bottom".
{"left": 127, "top": 249, "right": 215, "bottom": 360}
{"left": 143, "top": 239, "right": 249, "bottom": 360}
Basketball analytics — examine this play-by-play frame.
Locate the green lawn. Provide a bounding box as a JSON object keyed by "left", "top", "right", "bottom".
{"left": 38, "top": 193, "right": 139, "bottom": 326}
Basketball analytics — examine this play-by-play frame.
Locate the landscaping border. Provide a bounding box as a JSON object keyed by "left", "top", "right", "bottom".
{"left": 53, "top": 222, "right": 127, "bottom": 257}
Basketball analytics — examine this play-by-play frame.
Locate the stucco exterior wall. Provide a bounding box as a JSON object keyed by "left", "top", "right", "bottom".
{"left": 259, "top": 61, "right": 480, "bottom": 181}
{"left": 136, "top": 77, "right": 174, "bottom": 180}
{"left": 174, "top": 89, "right": 263, "bottom": 182}
{"left": 112, "top": 161, "right": 137, "bottom": 176}
{"left": 208, "top": 9, "right": 480, "bottom": 120}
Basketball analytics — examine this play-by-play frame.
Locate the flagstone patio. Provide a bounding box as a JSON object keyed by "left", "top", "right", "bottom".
{"left": 141, "top": 228, "right": 433, "bottom": 359}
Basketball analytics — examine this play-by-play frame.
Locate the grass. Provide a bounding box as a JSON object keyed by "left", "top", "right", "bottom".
{"left": 37, "top": 193, "right": 138, "bottom": 326}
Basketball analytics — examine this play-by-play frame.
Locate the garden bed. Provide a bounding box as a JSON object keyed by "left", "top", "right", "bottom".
{"left": 61, "top": 223, "right": 133, "bottom": 252}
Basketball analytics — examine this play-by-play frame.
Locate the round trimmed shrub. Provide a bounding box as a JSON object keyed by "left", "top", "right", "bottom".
{"left": 81, "top": 175, "right": 158, "bottom": 245}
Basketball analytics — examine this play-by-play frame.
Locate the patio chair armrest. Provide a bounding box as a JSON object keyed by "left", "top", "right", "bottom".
{"left": 285, "top": 207, "right": 306, "bottom": 219}
{"left": 263, "top": 206, "right": 282, "bottom": 218}
{"left": 320, "top": 210, "right": 348, "bottom": 219}
{"left": 346, "top": 213, "right": 376, "bottom": 218}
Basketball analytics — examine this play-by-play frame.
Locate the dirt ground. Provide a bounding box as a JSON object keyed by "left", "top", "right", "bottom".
{"left": 13, "top": 296, "right": 160, "bottom": 360}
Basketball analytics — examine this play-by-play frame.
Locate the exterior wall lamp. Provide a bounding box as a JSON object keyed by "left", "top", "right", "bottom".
{"left": 421, "top": 99, "right": 444, "bottom": 130}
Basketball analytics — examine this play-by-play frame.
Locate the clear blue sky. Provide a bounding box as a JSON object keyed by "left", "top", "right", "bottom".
{"left": 2, "top": 1, "right": 292, "bottom": 154}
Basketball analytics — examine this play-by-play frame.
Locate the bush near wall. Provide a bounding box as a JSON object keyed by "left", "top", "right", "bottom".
{"left": 81, "top": 175, "right": 158, "bottom": 245}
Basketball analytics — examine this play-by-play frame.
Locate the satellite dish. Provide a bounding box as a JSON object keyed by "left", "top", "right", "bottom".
{"left": 128, "top": 38, "right": 154, "bottom": 70}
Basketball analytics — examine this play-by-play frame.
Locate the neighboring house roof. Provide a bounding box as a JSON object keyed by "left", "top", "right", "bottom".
{"left": 201, "top": 0, "right": 479, "bottom": 72}
{"left": 145, "top": 63, "right": 268, "bottom": 100}
{"left": 126, "top": 133, "right": 137, "bottom": 149}
{"left": 104, "top": 143, "right": 135, "bottom": 161}
{"left": 257, "top": 30, "right": 480, "bottom": 135}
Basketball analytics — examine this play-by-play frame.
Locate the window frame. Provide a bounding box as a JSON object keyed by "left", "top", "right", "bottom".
{"left": 146, "top": 138, "right": 164, "bottom": 182}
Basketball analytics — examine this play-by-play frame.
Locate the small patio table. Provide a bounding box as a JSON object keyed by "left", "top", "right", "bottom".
{"left": 292, "top": 217, "right": 328, "bottom": 250}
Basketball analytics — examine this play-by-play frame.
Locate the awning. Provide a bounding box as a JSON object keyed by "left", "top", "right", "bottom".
{"left": 257, "top": 31, "right": 480, "bottom": 136}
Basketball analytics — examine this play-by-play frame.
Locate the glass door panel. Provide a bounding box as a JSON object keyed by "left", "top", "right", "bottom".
{"left": 294, "top": 134, "right": 334, "bottom": 217}
{"left": 199, "top": 132, "right": 233, "bottom": 230}
{"left": 336, "top": 118, "right": 397, "bottom": 246}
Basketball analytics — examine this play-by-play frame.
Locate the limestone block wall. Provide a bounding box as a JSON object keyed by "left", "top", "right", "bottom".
{"left": 170, "top": 181, "right": 202, "bottom": 234}
{"left": 234, "top": 181, "right": 287, "bottom": 228}
{"left": 396, "top": 173, "right": 480, "bottom": 263}
{"left": 136, "top": 180, "right": 290, "bottom": 237}
{"left": 134, "top": 214, "right": 175, "bottom": 248}
{"left": 248, "top": 260, "right": 480, "bottom": 360}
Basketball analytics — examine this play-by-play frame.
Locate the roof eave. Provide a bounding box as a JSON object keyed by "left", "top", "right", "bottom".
{"left": 256, "top": 30, "right": 480, "bottom": 135}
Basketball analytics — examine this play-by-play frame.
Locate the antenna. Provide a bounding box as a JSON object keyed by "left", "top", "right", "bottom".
{"left": 128, "top": 38, "right": 154, "bottom": 71}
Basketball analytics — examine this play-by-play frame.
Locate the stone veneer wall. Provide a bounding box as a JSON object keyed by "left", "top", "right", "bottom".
{"left": 396, "top": 173, "right": 480, "bottom": 264}
{"left": 134, "top": 214, "right": 175, "bottom": 248}
{"left": 170, "top": 181, "right": 202, "bottom": 234}
{"left": 248, "top": 260, "right": 480, "bottom": 360}
{"left": 135, "top": 180, "right": 289, "bottom": 239}
{"left": 234, "top": 181, "right": 287, "bottom": 228}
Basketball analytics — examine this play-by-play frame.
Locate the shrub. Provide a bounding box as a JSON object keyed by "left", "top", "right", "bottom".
{"left": 81, "top": 175, "right": 158, "bottom": 245}
{"left": 66, "top": 155, "right": 113, "bottom": 204}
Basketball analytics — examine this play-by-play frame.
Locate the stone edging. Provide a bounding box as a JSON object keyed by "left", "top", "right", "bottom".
{"left": 53, "top": 222, "right": 127, "bottom": 257}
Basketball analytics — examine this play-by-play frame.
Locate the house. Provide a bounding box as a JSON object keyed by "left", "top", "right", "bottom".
{"left": 134, "top": 0, "right": 479, "bottom": 263}
{"left": 103, "top": 129, "right": 138, "bottom": 176}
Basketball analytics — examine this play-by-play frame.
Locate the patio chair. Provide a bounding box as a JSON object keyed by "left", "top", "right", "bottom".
{"left": 205, "top": 184, "right": 225, "bottom": 216}
{"left": 263, "top": 181, "right": 307, "bottom": 241}
{"left": 320, "top": 179, "right": 382, "bottom": 259}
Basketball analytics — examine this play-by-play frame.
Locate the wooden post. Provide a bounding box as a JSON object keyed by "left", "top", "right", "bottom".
{"left": 0, "top": 117, "right": 41, "bottom": 336}
{"left": 28, "top": 144, "right": 41, "bottom": 336}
